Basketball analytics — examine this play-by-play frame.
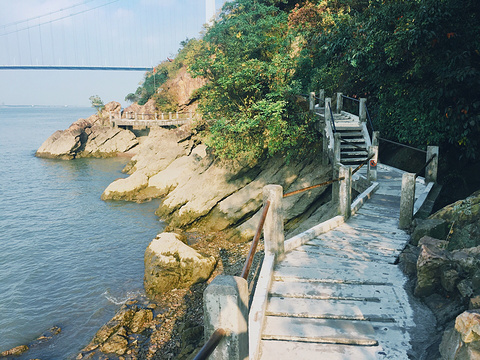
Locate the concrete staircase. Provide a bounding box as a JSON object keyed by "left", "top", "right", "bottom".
{"left": 257, "top": 165, "right": 422, "bottom": 359}
{"left": 334, "top": 113, "right": 370, "bottom": 166}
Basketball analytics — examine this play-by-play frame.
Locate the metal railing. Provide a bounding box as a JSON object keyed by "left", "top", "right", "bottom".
{"left": 352, "top": 153, "right": 375, "bottom": 175}
{"left": 365, "top": 105, "right": 375, "bottom": 134}
{"left": 415, "top": 153, "right": 437, "bottom": 178}
{"left": 327, "top": 102, "right": 337, "bottom": 133}
{"left": 193, "top": 329, "right": 227, "bottom": 360}
{"left": 283, "top": 177, "right": 345, "bottom": 198}
{"left": 378, "top": 137, "right": 427, "bottom": 154}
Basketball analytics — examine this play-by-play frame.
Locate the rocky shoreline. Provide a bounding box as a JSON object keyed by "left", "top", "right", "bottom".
{"left": 399, "top": 190, "right": 480, "bottom": 359}
{"left": 23, "top": 102, "right": 480, "bottom": 359}
{"left": 27, "top": 104, "right": 336, "bottom": 359}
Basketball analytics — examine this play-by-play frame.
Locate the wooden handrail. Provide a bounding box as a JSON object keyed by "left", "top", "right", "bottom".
{"left": 241, "top": 200, "right": 271, "bottom": 280}
{"left": 415, "top": 153, "right": 437, "bottom": 178}
{"left": 352, "top": 153, "right": 375, "bottom": 175}
{"left": 193, "top": 328, "right": 227, "bottom": 360}
{"left": 283, "top": 177, "right": 345, "bottom": 198}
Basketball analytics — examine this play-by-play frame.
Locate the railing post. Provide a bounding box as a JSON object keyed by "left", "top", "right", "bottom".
{"left": 169, "top": 112, "right": 172, "bottom": 120}
{"left": 318, "top": 89, "right": 325, "bottom": 106}
{"left": 161, "top": 113, "right": 164, "bottom": 120}
{"left": 367, "top": 145, "right": 378, "bottom": 181}
{"left": 426, "top": 146, "right": 439, "bottom": 183}
{"left": 336, "top": 92, "right": 343, "bottom": 114}
{"left": 309, "top": 92, "right": 315, "bottom": 111}
{"left": 334, "top": 132, "right": 341, "bottom": 166}
{"left": 338, "top": 165, "right": 352, "bottom": 219}
{"left": 399, "top": 173, "right": 416, "bottom": 229}
{"left": 176, "top": 111, "right": 179, "bottom": 119}
{"left": 155, "top": 113, "right": 158, "bottom": 120}
{"left": 359, "top": 98, "right": 367, "bottom": 122}
{"left": 134, "top": 112, "right": 138, "bottom": 120}
{"left": 372, "top": 131, "right": 380, "bottom": 147}
{"left": 263, "top": 185, "right": 284, "bottom": 263}
{"left": 325, "top": 97, "right": 332, "bottom": 123}
{"left": 203, "top": 275, "right": 249, "bottom": 360}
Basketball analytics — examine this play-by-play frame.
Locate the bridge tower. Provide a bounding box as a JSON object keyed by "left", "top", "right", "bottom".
{"left": 206, "top": 0, "right": 216, "bottom": 25}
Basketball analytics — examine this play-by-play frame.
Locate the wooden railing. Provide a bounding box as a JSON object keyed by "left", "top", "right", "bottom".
{"left": 108, "top": 111, "right": 195, "bottom": 128}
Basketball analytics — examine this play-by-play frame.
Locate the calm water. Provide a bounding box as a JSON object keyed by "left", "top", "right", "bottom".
{"left": 0, "top": 106, "right": 163, "bottom": 358}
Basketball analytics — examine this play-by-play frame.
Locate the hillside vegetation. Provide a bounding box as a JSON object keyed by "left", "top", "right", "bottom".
{"left": 131, "top": 0, "right": 480, "bottom": 166}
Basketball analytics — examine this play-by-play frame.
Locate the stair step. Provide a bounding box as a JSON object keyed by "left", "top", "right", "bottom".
{"left": 339, "top": 132, "right": 364, "bottom": 137}
{"left": 339, "top": 138, "right": 365, "bottom": 143}
{"left": 262, "top": 316, "right": 378, "bottom": 346}
{"left": 269, "top": 280, "right": 397, "bottom": 301}
{"left": 259, "top": 340, "right": 385, "bottom": 360}
{"left": 341, "top": 158, "right": 368, "bottom": 164}
{"left": 341, "top": 151, "right": 368, "bottom": 156}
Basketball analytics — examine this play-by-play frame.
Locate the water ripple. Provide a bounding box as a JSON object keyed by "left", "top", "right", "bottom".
{"left": 0, "top": 107, "right": 164, "bottom": 359}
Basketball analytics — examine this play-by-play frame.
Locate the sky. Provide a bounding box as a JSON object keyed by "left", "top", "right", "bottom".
{"left": 0, "top": 0, "right": 225, "bottom": 106}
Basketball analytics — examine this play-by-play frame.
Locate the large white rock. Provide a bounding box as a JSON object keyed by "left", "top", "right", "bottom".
{"left": 440, "top": 310, "right": 480, "bottom": 359}
{"left": 81, "top": 126, "right": 138, "bottom": 156}
{"left": 144, "top": 233, "right": 216, "bottom": 296}
{"left": 101, "top": 172, "right": 149, "bottom": 201}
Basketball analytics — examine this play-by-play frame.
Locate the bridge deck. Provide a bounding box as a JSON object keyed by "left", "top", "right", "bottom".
{"left": 258, "top": 164, "right": 424, "bottom": 359}
{"left": 112, "top": 118, "right": 190, "bottom": 128}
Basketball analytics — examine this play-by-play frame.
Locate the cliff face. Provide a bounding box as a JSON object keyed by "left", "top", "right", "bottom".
{"left": 101, "top": 123, "right": 333, "bottom": 241}
{"left": 123, "top": 66, "right": 206, "bottom": 115}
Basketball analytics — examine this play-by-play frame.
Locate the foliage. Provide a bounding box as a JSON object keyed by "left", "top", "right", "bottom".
{"left": 89, "top": 95, "right": 104, "bottom": 112}
{"left": 189, "top": 0, "right": 319, "bottom": 162}
{"left": 291, "top": 0, "right": 480, "bottom": 159}
{"left": 125, "top": 38, "right": 204, "bottom": 111}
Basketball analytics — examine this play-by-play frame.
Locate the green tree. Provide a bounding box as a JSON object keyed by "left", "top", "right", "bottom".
{"left": 89, "top": 95, "right": 104, "bottom": 112}
{"left": 292, "top": 0, "right": 480, "bottom": 159}
{"left": 190, "top": 0, "right": 318, "bottom": 162}
{"left": 124, "top": 93, "right": 138, "bottom": 103}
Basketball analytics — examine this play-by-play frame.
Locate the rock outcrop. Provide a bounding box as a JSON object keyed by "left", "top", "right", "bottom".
{"left": 440, "top": 310, "right": 480, "bottom": 359}
{"left": 430, "top": 190, "right": 480, "bottom": 250}
{"left": 102, "top": 123, "right": 331, "bottom": 240}
{"left": 144, "top": 233, "right": 216, "bottom": 297}
{"left": 0, "top": 326, "right": 61, "bottom": 358}
{"left": 36, "top": 101, "right": 138, "bottom": 160}
{"left": 78, "top": 300, "right": 154, "bottom": 358}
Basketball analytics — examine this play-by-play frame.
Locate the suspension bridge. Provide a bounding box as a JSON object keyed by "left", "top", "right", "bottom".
{"left": 0, "top": 0, "right": 218, "bottom": 71}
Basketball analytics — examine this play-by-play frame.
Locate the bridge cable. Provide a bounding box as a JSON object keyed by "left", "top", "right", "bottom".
{"left": 38, "top": 24, "right": 44, "bottom": 65}
{"left": 0, "top": 0, "right": 99, "bottom": 30}
{"left": 0, "top": 0, "right": 120, "bottom": 37}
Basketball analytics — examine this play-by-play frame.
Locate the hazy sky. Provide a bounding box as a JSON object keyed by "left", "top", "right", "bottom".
{"left": 0, "top": 0, "right": 225, "bottom": 106}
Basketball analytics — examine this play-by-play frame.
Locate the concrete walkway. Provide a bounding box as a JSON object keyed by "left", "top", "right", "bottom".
{"left": 258, "top": 164, "right": 426, "bottom": 359}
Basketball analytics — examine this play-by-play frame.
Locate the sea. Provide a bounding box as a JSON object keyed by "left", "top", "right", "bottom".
{"left": 0, "top": 106, "right": 164, "bottom": 359}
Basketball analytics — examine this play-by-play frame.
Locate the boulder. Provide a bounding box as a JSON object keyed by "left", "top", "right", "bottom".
{"left": 412, "top": 218, "right": 449, "bottom": 246}
{"left": 144, "top": 233, "right": 216, "bottom": 296}
{"left": 79, "top": 301, "right": 153, "bottom": 357}
{"left": 146, "top": 153, "right": 202, "bottom": 197}
{"left": 80, "top": 126, "right": 138, "bottom": 157}
{"left": 439, "top": 310, "right": 480, "bottom": 359}
{"left": 101, "top": 172, "right": 149, "bottom": 201}
{"left": 101, "top": 126, "right": 191, "bottom": 201}
{"left": 415, "top": 240, "right": 451, "bottom": 297}
{"left": 0, "top": 345, "right": 29, "bottom": 357}
{"left": 430, "top": 190, "right": 480, "bottom": 250}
